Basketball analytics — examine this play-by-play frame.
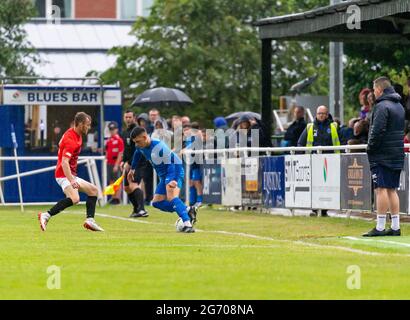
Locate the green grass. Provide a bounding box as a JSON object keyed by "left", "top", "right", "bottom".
{"left": 0, "top": 205, "right": 409, "bottom": 299}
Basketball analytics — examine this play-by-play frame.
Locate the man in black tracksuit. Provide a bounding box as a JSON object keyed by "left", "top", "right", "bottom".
{"left": 120, "top": 110, "right": 148, "bottom": 218}
{"left": 135, "top": 113, "right": 154, "bottom": 204}
{"left": 283, "top": 106, "right": 307, "bottom": 147}
{"left": 363, "top": 77, "right": 405, "bottom": 237}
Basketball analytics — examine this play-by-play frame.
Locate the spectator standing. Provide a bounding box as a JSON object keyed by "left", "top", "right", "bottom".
{"left": 298, "top": 105, "right": 341, "bottom": 217}
{"left": 151, "top": 118, "right": 173, "bottom": 147}
{"left": 181, "top": 116, "right": 191, "bottom": 126}
{"left": 359, "top": 88, "right": 372, "bottom": 119}
{"left": 297, "top": 105, "right": 340, "bottom": 153}
{"left": 404, "top": 124, "right": 410, "bottom": 153}
{"left": 282, "top": 106, "right": 307, "bottom": 147}
{"left": 148, "top": 108, "right": 161, "bottom": 133}
{"left": 363, "top": 77, "right": 405, "bottom": 237}
{"left": 339, "top": 118, "right": 358, "bottom": 145}
{"left": 105, "top": 122, "right": 124, "bottom": 204}
{"left": 182, "top": 123, "right": 203, "bottom": 208}
{"left": 403, "top": 78, "right": 410, "bottom": 121}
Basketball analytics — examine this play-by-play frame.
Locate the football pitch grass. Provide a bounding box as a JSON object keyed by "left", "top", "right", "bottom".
{"left": 0, "top": 205, "right": 409, "bottom": 300}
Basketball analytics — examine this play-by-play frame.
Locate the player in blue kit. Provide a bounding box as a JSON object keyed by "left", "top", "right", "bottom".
{"left": 182, "top": 123, "right": 203, "bottom": 208}
{"left": 129, "top": 127, "right": 197, "bottom": 233}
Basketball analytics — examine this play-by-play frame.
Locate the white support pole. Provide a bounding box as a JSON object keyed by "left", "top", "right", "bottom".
{"left": 13, "top": 147, "right": 24, "bottom": 212}
{"left": 102, "top": 158, "right": 107, "bottom": 205}
{"left": 0, "top": 182, "right": 5, "bottom": 205}
{"left": 153, "top": 170, "right": 157, "bottom": 201}
{"left": 185, "top": 154, "right": 190, "bottom": 206}
{"left": 10, "top": 124, "right": 24, "bottom": 213}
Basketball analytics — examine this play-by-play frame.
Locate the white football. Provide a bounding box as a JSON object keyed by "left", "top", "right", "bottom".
{"left": 175, "top": 218, "right": 184, "bottom": 232}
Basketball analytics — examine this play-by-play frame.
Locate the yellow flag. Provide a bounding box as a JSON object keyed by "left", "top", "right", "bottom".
{"left": 103, "top": 175, "right": 124, "bottom": 195}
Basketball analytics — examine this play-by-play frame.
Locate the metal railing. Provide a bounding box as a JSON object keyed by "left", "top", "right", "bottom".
{"left": 182, "top": 143, "right": 410, "bottom": 208}
{"left": 0, "top": 156, "right": 107, "bottom": 210}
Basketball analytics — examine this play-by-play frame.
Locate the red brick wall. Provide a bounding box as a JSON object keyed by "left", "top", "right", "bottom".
{"left": 75, "top": 0, "right": 117, "bottom": 19}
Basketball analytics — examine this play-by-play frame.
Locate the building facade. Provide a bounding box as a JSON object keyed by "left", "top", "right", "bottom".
{"left": 32, "top": 0, "right": 153, "bottom": 19}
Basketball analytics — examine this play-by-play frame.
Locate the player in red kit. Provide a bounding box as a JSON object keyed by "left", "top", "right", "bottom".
{"left": 38, "top": 112, "right": 104, "bottom": 232}
{"left": 106, "top": 121, "right": 124, "bottom": 204}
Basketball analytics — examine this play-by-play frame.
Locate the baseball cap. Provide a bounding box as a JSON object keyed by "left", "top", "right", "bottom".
{"left": 108, "top": 121, "right": 118, "bottom": 130}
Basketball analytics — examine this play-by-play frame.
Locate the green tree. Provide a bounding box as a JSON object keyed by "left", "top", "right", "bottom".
{"left": 344, "top": 43, "right": 410, "bottom": 120}
{"left": 0, "top": 0, "right": 38, "bottom": 78}
{"left": 101, "top": 0, "right": 329, "bottom": 126}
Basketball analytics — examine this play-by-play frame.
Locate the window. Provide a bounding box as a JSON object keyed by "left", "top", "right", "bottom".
{"left": 120, "top": 0, "right": 137, "bottom": 20}
{"left": 118, "top": 0, "right": 152, "bottom": 19}
{"left": 32, "top": 0, "right": 73, "bottom": 19}
{"left": 33, "top": 0, "right": 46, "bottom": 17}
{"left": 141, "top": 0, "right": 153, "bottom": 17}
{"left": 52, "top": 0, "right": 73, "bottom": 18}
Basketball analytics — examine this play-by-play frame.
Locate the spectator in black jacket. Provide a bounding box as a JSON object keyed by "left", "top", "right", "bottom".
{"left": 120, "top": 110, "right": 147, "bottom": 218}
{"left": 297, "top": 105, "right": 340, "bottom": 217}
{"left": 282, "top": 106, "right": 306, "bottom": 147}
{"left": 297, "top": 106, "right": 340, "bottom": 153}
{"left": 363, "top": 77, "right": 405, "bottom": 237}
{"left": 236, "top": 114, "right": 273, "bottom": 148}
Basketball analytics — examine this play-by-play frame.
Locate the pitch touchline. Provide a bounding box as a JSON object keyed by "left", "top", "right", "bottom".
{"left": 67, "top": 211, "right": 397, "bottom": 257}
{"left": 343, "top": 236, "right": 410, "bottom": 248}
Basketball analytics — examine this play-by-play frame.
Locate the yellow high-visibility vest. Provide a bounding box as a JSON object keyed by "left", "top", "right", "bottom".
{"left": 306, "top": 122, "right": 340, "bottom": 153}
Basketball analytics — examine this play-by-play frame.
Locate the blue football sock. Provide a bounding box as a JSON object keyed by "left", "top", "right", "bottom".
{"left": 152, "top": 200, "right": 174, "bottom": 213}
{"left": 196, "top": 194, "right": 203, "bottom": 203}
{"left": 189, "top": 186, "right": 197, "bottom": 206}
{"left": 170, "top": 197, "right": 190, "bottom": 222}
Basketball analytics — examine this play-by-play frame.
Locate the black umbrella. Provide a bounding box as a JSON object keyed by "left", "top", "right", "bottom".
{"left": 225, "top": 111, "right": 261, "bottom": 121}
{"left": 131, "top": 87, "right": 193, "bottom": 107}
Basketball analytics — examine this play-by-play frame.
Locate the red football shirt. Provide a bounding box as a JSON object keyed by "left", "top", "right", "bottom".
{"left": 55, "top": 128, "right": 82, "bottom": 178}
{"left": 106, "top": 134, "right": 124, "bottom": 165}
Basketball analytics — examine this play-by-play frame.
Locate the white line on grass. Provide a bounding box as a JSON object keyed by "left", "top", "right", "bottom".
{"left": 343, "top": 236, "right": 410, "bottom": 248}
{"left": 68, "top": 211, "right": 400, "bottom": 257}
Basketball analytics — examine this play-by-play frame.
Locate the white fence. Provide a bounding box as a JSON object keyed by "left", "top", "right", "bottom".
{"left": 183, "top": 144, "right": 410, "bottom": 216}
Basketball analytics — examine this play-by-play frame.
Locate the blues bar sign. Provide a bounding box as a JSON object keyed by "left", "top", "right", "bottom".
{"left": 2, "top": 86, "right": 121, "bottom": 106}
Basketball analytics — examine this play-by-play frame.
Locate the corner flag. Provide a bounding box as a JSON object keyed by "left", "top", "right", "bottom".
{"left": 103, "top": 175, "right": 124, "bottom": 195}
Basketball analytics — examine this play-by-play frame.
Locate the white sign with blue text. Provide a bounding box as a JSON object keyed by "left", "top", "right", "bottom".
{"left": 2, "top": 86, "right": 121, "bottom": 106}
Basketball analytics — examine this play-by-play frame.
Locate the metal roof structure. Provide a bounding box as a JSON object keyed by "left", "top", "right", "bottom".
{"left": 254, "top": 0, "right": 410, "bottom": 138}
{"left": 255, "top": 0, "right": 410, "bottom": 42}
{"left": 24, "top": 19, "right": 135, "bottom": 82}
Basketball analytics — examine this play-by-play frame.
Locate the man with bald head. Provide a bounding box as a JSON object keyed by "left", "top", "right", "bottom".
{"left": 298, "top": 105, "right": 340, "bottom": 217}
{"left": 297, "top": 105, "right": 340, "bottom": 152}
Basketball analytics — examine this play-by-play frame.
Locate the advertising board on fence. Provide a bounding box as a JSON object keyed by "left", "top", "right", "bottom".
{"left": 398, "top": 153, "right": 409, "bottom": 214}
{"left": 259, "top": 156, "right": 285, "bottom": 208}
{"left": 221, "top": 158, "right": 242, "bottom": 206}
{"left": 285, "top": 155, "right": 311, "bottom": 208}
{"left": 340, "top": 154, "right": 372, "bottom": 211}
{"left": 242, "top": 158, "right": 262, "bottom": 206}
{"left": 311, "top": 154, "right": 341, "bottom": 210}
{"left": 202, "top": 164, "right": 222, "bottom": 204}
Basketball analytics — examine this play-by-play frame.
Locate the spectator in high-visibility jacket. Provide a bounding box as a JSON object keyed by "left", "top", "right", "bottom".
{"left": 297, "top": 105, "right": 340, "bottom": 217}
{"left": 297, "top": 105, "right": 340, "bottom": 154}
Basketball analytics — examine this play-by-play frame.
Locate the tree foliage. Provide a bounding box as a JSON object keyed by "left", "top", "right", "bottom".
{"left": 101, "top": 0, "right": 330, "bottom": 126}
{"left": 0, "top": 0, "right": 38, "bottom": 78}
{"left": 344, "top": 43, "right": 410, "bottom": 120}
